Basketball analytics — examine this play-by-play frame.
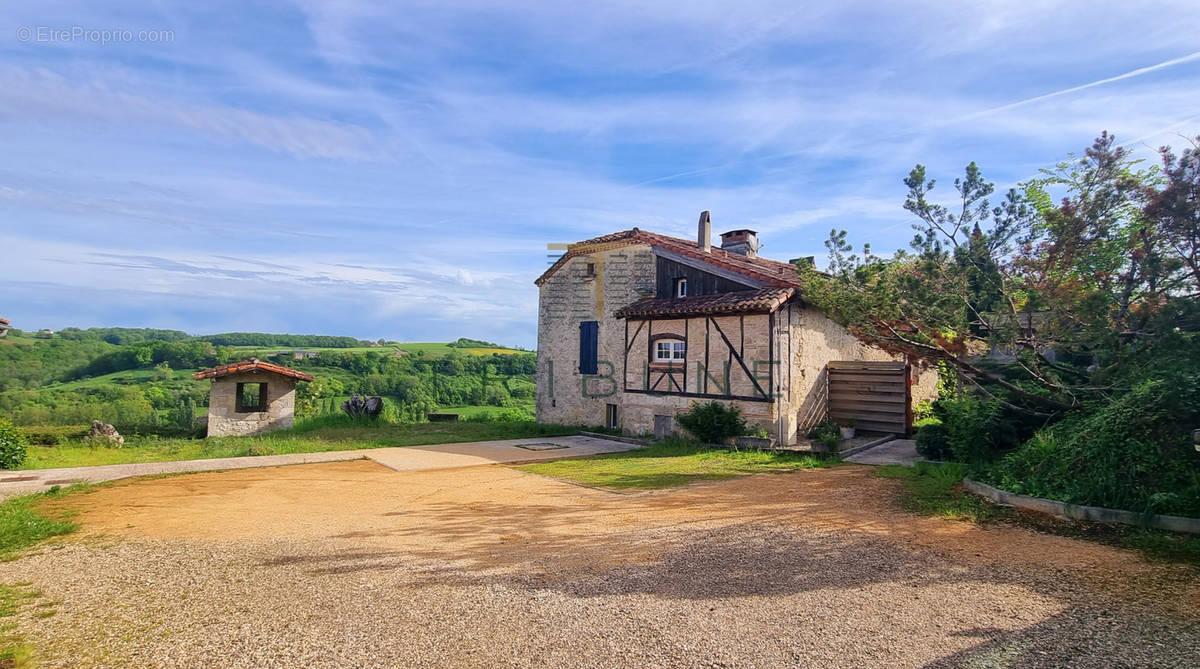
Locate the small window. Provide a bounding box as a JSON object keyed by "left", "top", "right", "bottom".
{"left": 236, "top": 382, "right": 268, "bottom": 413}
{"left": 654, "top": 340, "right": 686, "bottom": 362}
{"left": 606, "top": 403, "right": 618, "bottom": 429}
{"left": 675, "top": 278, "right": 687, "bottom": 298}
{"left": 584, "top": 261, "right": 596, "bottom": 278}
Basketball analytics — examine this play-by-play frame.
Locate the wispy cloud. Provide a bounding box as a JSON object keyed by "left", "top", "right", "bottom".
{"left": 959, "top": 50, "right": 1200, "bottom": 121}
{"left": 1, "top": 0, "right": 1198, "bottom": 344}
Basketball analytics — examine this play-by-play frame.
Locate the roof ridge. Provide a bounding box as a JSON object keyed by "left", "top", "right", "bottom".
{"left": 536, "top": 227, "right": 804, "bottom": 288}
{"left": 194, "top": 358, "right": 314, "bottom": 382}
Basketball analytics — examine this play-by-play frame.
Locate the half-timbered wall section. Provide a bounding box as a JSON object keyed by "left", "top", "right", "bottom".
{"left": 622, "top": 314, "right": 773, "bottom": 402}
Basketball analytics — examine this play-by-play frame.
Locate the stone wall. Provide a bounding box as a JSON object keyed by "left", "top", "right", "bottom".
{"left": 536, "top": 243, "right": 655, "bottom": 427}
{"left": 780, "top": 303, "right": 938, "bottom": 442}
{"left": 534, "top": 243, "right": 938, "bottom": 443}
{"left": 206, "top": 371, "right": 298, "bottom": 437}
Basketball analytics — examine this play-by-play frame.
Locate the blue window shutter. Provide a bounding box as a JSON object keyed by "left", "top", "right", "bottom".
{"left": 579, "top": 321, "right": 598, "bottom": 374}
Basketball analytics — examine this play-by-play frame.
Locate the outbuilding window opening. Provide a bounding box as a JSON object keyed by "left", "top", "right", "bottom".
{"left": 675, "top": 278, "right": 688, "bottom": 298}
{"left": 236, "top": 382, "right": 268, "bottom": 413}
{"left": 655, "top": 340, "right": 686, "bottom": 362}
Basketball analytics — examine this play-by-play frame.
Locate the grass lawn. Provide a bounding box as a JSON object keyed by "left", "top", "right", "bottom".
{"left": 0, "top": 582, "right": 39, "bottom": 667}
{"left": 0, "top": 487, "right": 82, "bottom": 556}
{"left": 16, "top": 416, "right": 585, "bottom": 470}
{"left": 518, "top": 438, "right": 839, "bottom": 490}
{"left": 876, "top": 462, "right": 1200, "bottom": 567}
{"left": 0, "top": 488, "right": 78, "bottom": 665}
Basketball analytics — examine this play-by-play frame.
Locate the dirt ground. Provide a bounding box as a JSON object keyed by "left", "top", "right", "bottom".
{"left": 2, "top": 461, "right": 1197, "bottom": 667}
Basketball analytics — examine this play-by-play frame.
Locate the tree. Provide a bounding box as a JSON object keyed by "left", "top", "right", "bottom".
{"left": 799, "top": 133, "right": 1198, "bottom": 417}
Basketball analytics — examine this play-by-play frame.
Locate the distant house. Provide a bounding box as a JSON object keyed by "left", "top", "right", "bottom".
{"left": 38, "top": 328, "right": 53, "bottom": 335}
{"left": 0, "top": 318, "right": 9, "bottom": 338}
{"left": 193, "top": 358, "right": 314, "bottom": 437}
{"left": 291, "top": 350, "right": 319, "bottom": 360}
{"left": 534, "top": 213, "right": 937, "bottom": 444}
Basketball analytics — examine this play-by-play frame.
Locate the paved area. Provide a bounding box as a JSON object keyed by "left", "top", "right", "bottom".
{"left": 0, "top": 434, "right": 640, "bottom": 499}
{"left": 844, "top": 437, "right": 920, "bottom": 465}
{"left": 0, "top": 462, "right": 1195, "bottom": 667}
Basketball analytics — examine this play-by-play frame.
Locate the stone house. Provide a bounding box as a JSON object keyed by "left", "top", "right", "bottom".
{"left": 193, "top": 358, "right": 314, "bottom": 437}
{"left": 534, "top": 213, "right": 937, "bottom": 444}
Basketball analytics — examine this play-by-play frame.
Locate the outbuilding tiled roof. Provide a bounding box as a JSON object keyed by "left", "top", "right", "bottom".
{"left": 614, "top": 287, "right": 795, "bottom": 319}
{"left": 534, "top": 228, "right": 806, "bottom": 288}
{"left": 193, "top": 358, "right": 314, "bottom": 382}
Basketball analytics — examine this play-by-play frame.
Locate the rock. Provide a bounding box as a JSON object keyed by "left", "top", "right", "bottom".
{"left": 87, "top": 420, "right": 124, "bottom": 447}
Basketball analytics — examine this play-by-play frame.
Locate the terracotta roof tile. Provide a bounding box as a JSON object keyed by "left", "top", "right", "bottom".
{"left": 193, "top": 358, "right": 314, "bottom": 382}
{"left": 535, "top": 227, "right": 805, "bottom": 288}
{"left": 614, "top": 287, "right": 795, "bottom": 319}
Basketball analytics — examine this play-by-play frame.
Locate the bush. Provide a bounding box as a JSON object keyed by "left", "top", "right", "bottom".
{"left": 491, "top": 407, "right": 535, "bottom": 423}
{"left": 675, "top": 401, "right": 747, "bottom": 444}
{"left": 807, "top": 418, "right": 841, "bottom": 450}
{"left": 17, "top": 424, "right": 89, "bottom": 445}
{"left": 0, "top": 419, "right": 28, "bottom": 469}
{"left": 914, "top": 418, "right": 950, "bottom": 460}
{"left": 930, "top": 397, "right": 1033, "bottom": 465}
{"left": 986, "top": 374, "right": 1200, "bottom": 517}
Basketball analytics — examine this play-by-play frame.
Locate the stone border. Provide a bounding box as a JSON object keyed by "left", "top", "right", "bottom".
{"left": 837, "top": 434, "right": 897, "bottom": 459}
{"left": 962, "top": 478, "right": 1200, "bottom": 535}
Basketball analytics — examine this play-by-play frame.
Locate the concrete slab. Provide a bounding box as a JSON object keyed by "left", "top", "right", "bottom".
{"left": 0, "top": 434, "right": 642, "bottom": 499}
{"left": 844, "top": 438, "right": 920, "bottom": 466}
{"left": 363, "top": 435, "right": 643, "bottom": 472}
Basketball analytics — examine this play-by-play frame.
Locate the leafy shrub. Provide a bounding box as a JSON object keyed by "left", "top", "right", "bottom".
{"left": 491, "top": 407, "right": 534, "bottom": 423}
{"left": 985, "top": 374, "right": 1200, "bottom": 517}
{"left": 807, "top": 418, "right": 841, "bottom": 450}
{"left": 675, "top": 401, "right": 747, "bottom": 444}
{"left": 931, "top": 397, "right": 1032, "bottom": 465}
{"left": 17, "top": 424, "right": 89, "bottom": 445}
{"left": 914, "top": 418, "right": 950, "bottom": 460}
{"left": 0, "top": 419, "right": 28, "bottom": 469}
{"left": 912, "top": 401, "right": 935, "bottom": 421}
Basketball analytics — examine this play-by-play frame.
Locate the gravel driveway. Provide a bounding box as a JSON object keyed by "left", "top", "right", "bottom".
{"left": 1, "top": 461, "right": 1196, "bottom": 668}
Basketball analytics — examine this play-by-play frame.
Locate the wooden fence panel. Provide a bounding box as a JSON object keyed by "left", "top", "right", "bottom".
{"left": 826, "top": 361, "right": 910, "bottom": 434}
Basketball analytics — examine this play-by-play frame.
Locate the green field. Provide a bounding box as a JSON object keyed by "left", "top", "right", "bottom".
{"left": 17, "top": 416, "right": 582, "bottom": 470}
{"left": 36, "top": 369, "right": 205, "bottom": 391}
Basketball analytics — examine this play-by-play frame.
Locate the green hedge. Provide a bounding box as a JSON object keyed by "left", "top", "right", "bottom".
{"left": 17, "top": 424, "right": 90, "bottom": 445}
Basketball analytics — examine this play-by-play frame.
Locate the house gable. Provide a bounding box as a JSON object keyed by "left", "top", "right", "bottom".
{"left": 653, "top": 253, "right": 760, "bottom": 299}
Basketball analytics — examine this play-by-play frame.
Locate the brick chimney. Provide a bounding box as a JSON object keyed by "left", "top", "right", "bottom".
{"left": 720, "top": 229, "right": 758, "bottom": 258}
{"left": 697, "top": 211, "right": 711, "bottom": 252}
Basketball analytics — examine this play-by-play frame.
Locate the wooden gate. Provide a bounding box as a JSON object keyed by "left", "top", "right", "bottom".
{"left": 827, "top": 361, "right": 911, "bottom": 435}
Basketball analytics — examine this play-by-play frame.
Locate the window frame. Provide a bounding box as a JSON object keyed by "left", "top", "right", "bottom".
{"left": 654, "top": 339, "right": 686, "bottom": 362}
{"left": 235, "top": 382, "right": 268, "bottom": 413}
{"left": 675, "top": 277, "right": 688, "bottom": 298}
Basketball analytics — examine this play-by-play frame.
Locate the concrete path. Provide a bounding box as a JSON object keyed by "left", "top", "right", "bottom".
{"left": 0, "top": 435, "right": 642, "bottom": 499}
{"left": 844, "top": 438, "right": 920, "bottom": 466}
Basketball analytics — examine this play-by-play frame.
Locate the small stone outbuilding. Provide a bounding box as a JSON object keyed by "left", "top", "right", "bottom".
{"left": 193, "top": 358, "right": 314, "bottom": 437}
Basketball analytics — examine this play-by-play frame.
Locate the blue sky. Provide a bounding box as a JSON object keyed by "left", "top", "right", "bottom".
{"left": 2, "top": 1, "right": 1199, "bottom": 347}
